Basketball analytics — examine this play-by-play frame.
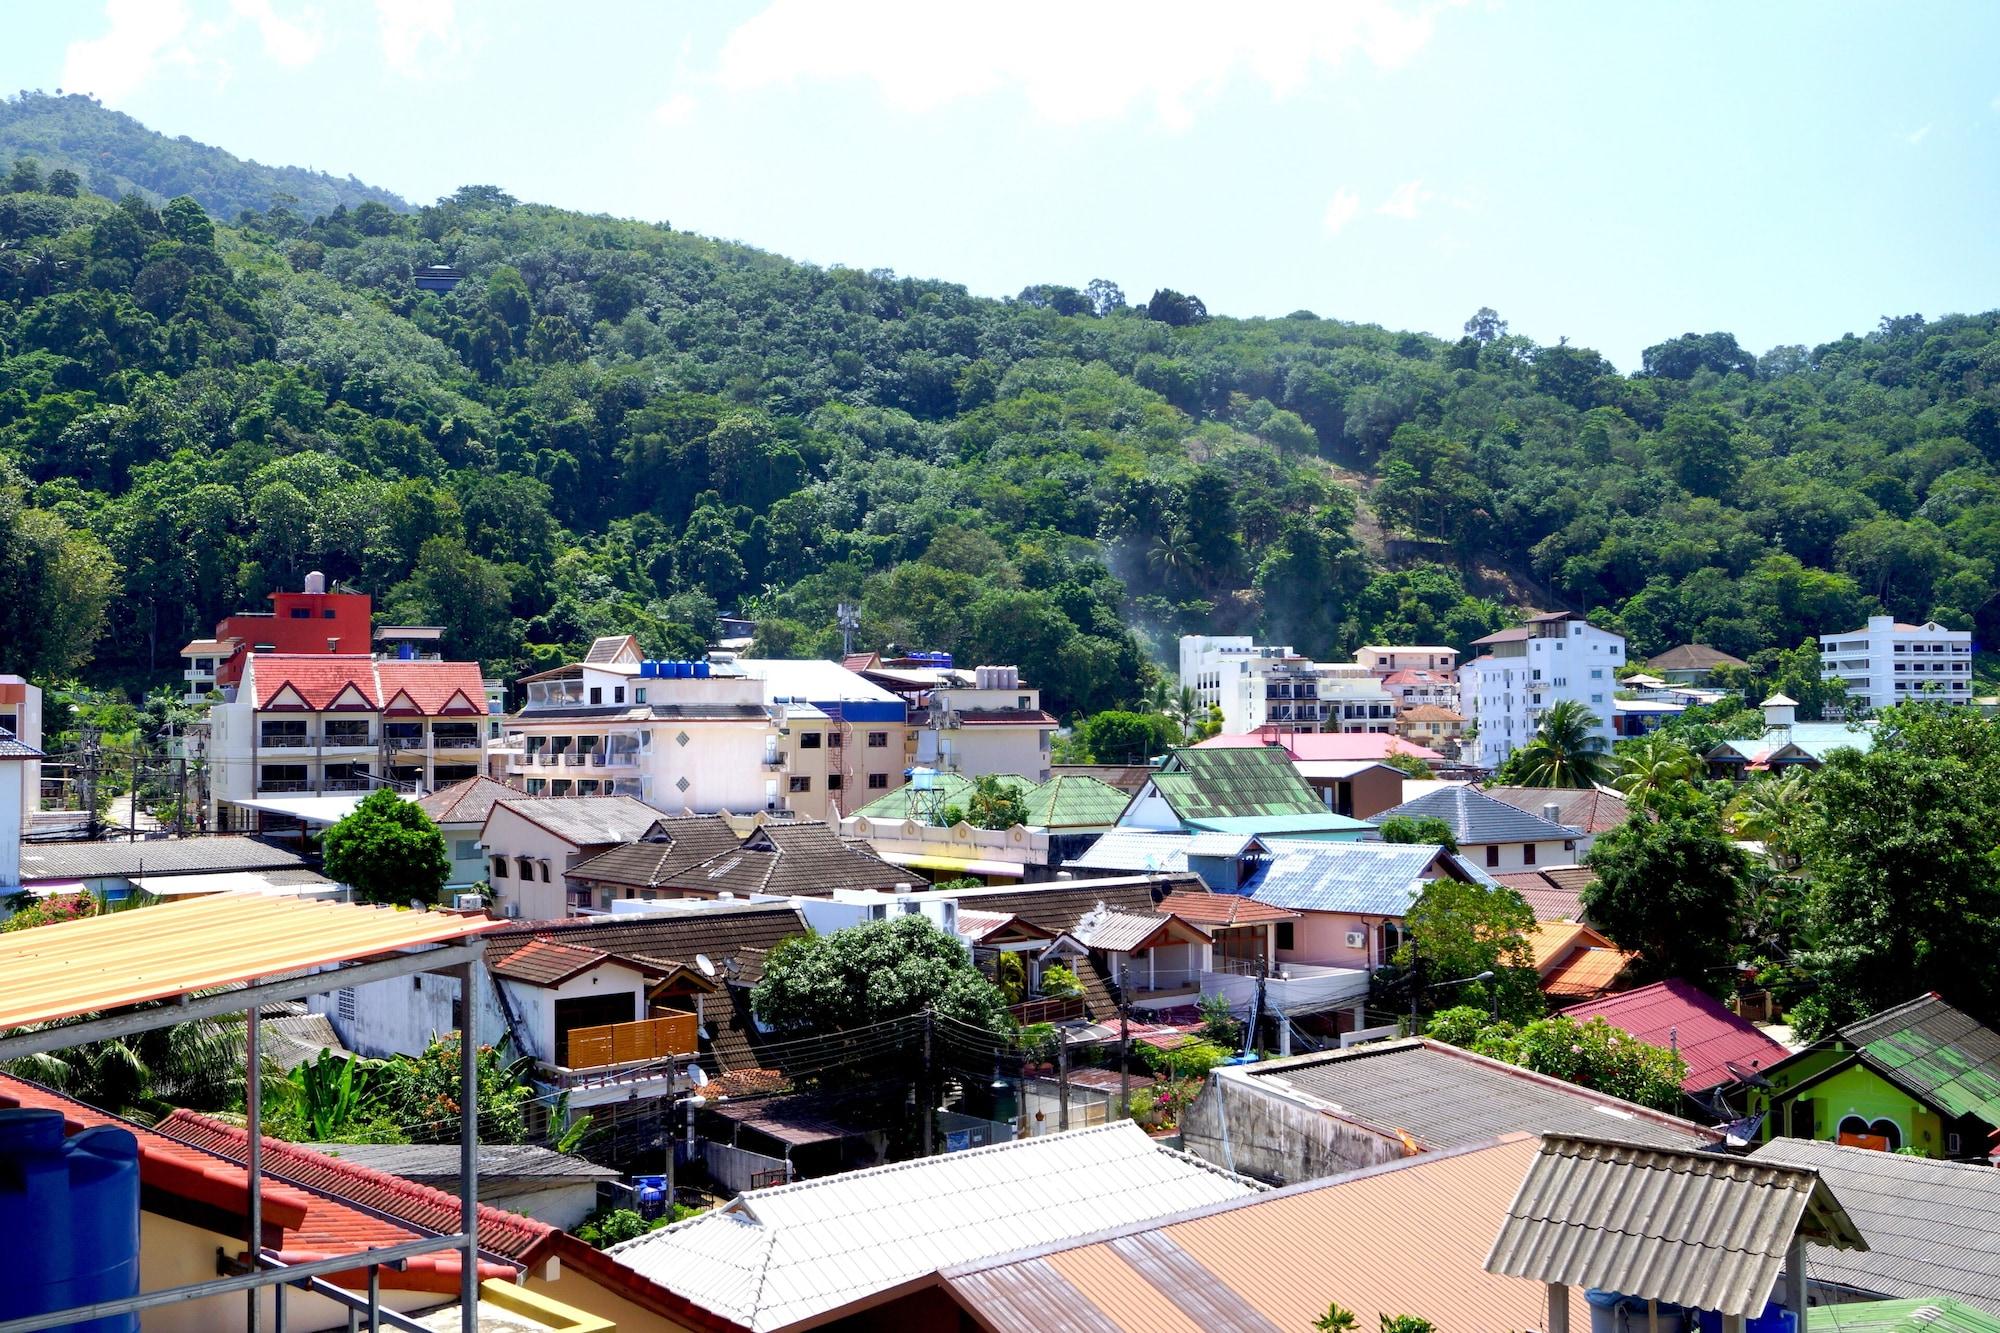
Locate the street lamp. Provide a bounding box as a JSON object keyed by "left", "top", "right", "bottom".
{"left": 1431, "top": 969, "right": 1499, "bottom": 1022}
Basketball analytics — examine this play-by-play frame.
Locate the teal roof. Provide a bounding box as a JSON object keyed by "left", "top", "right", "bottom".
{"left": 1148, "top": 746, "right": 1326, "bottom": 822}
{"left": 1710, "top": 721, "right": 1877, "bottom": 765}
{"left": 1183, "top": 813, "right": 1373, "bottom": 840}
{"left": 1810, "top": 1299, "right": 2000, "bottom": 1332}
{"left": 1843, "top": 994, "right": 2000, "bottom": 1125}
{"left": 850, "top": 772, "right": 1033, "bottom": 822}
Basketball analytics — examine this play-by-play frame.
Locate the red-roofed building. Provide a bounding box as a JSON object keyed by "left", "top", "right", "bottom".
{"left": 178, "top": 574, "right": 375, "bottom": 701}
{"left": 0, "top": 1074, "right": 515, "bottom": 1330}
{"left": 1564, "top": 978, "right": 1793, "bottom": 1094}
{"left": 208, "top": 655, "right": 490, "bottom": 830}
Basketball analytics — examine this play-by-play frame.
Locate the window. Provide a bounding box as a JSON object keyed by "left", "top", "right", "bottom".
{"left": 828, "top": 774, "right": 843, "bottom": 790}
{"left": 290, "top": 607, "right": 312, "bottom": 619}
{"left": 1275, "top": 923, "right": 1295, "bottom": 951}
{"left": 800, "top": 732, "right": 822, "bottom": 749}
{"left": 1523, "top": 843, "right": 1537, "bottom": 866}
{"left": 1590, "top": 668, "right": 1603, "bottom": 679}
{"left": 614, "top": 686, "right": 625, "bottom": 703}
{"left": 336, "top": 987, "right": 356, "bottom": 1023}
{"left": 491, "top": 857, "right": 509, "bottom": 879}
{"left": 635, "top": 688, "right": 648, "bottom": 704}
{"left": 516, "top": 856, "right": 535, "bottom": 880}
{"left": 1017, "top": 695, "right": 1031, "bottom": 709}
{"left": 868, "top": 773, "right": 888, "bottom": 789}
{"left": 789, "top": 776, "right": 811, "bottom": 793}
{"left": 868, "top": 732, "right": 888, "bottom": 747}
{"left": 1591, "top": 694, "right": 1604, "bottom": 704}
{"left": 828, "top": 731, "right": 842, "bottom": 748}
{"left": 539, "top": 862, "right": 550, "bottom": 883}
{"left": 1485, "top": 845, "right": 1500, "bottom": 868}
{"left": 589, "top": 687, "right": 602, "bottom": 705}
{"left": 322, "top": 609, "right": 336, "bottom": 619}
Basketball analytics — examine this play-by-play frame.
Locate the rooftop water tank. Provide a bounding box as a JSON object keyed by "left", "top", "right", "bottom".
{"left": 694, "top": 661, "right": 711, "bottom": 679}
{"left": 675, "top": 661, "right": 692, "bottom": 679}
{"left": 397, "top": 642, "right": 416, "bottom": 661}
{"left": 0, "top": 1108, "right": 141, "bottom": 1333}
{"left": 303, "top": 570, "right": 326, "bottom": 594}
{"left": 640, "top": 660, "right": 658, "bottom": 679}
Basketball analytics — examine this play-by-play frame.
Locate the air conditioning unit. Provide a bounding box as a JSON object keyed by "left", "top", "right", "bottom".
{"left": 1344, "top": 930, "right": 1368, "bottom": 949}
{"left": 501, "top": 903, "right": 521, "bottom": 919}
{"left": 453, "top": 893, "right": 486, "bottom": 911}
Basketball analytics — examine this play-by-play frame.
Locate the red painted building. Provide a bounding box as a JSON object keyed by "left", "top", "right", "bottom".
{"left": 180, "top": 572, "right": 373, "bottom": 698}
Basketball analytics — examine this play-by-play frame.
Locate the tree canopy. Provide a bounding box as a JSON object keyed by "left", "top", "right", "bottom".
{"left": 751, "top": 915, "right": 1012, "bottom": 1036}
{"left": 321, "top": 788, "right": 451, "bottom": 906}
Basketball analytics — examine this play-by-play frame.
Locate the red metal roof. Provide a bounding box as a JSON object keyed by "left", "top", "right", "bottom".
{"left": 0, "top": 1077, "right": 515, "bottom": 1292}
{"left": 1563, "top": 979, "right": 1793, "bottom": 1092}
{"left": 158, "top": 1110, "right": 554, "bottom": 1266}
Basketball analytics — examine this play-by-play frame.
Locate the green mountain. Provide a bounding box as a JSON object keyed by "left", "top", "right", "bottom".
{"left": 2, "top": 109, "right": 1998, "bottom": 720}
{"left": 0, "top": 92, "right": 408, "bottom": 220}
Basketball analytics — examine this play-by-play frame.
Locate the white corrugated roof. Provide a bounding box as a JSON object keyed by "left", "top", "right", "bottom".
{"left": 733, "top": 658, "right": 904, "bottom": 705}
{"left": 607, "top": 1121, "right": 1262, "bottom": 1330}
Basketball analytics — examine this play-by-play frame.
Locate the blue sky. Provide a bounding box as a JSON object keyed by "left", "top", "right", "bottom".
{"left": 8, "top": 0, "right": 1999, "bottom": 368}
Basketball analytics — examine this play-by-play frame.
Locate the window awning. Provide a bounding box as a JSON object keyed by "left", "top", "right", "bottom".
{"left": 879, "top": 851, "right": 1027, "bottom": 879}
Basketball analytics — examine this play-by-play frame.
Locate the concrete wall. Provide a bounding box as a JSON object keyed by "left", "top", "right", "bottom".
{"left": 513, "top": 962, "right": 650, "bottom": 1063}
{"left": 480, "top": 804, "right": 585, "bottom": 920}
{"left": 486, "top": 1179, "right": 602, "bottom": 1232}
{"left": 1281, "top": 911, "right": 1400, "bottom": 971}
{"left": 142, "top": 1212, "right": 435, "bottom": 1333}
{"left": 312, "top": 967, "right": 513, "bottom": 1059}
{"left": 438, "top": 818, "right": 488, "bottom": 890}
{"left": 1180, "top": 1070, "right": 1408, "bottom": 1185}
{"left": 1463, "top": 838, "right": 1579, "bottom": 872}
{"left": 0, "top": 763, "right": 21, "bottom": 888}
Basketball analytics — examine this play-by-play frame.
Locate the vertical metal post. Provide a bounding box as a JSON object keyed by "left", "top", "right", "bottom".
{"left": 457, "top": 963, "right": 480, "bottom": 1331}
{"left": 1118, "top": 962, "right": 1131, "bottom": 1120}
{"left": 921, "top": 1011, "right": 934, "bottom": 1156}
{"left": 246, "top": 1004, "right": 262, "bottom": 1333}
{"left": 1545, "top": 1283, "right": 1570, "bottom": 1333}
{"left": 367, "top": 1266, "right": 379, "bottom": 1332}
{"left": 1785, "top": 1234, "right": 1809, "bottom": 1322}
{"left": 128, "top": 748, "right": 140, "bottom": 841}
{"left": 1056, "top": 1036, "right": 1070, "bottom": 1131}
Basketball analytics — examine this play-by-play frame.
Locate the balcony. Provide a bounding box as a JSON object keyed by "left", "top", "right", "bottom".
{"left": 322, "top": 730, "right": 374, "bottom": 750}
{"left": 258, "top": 732, "right": 312, "bottom": 749}
{"left": 384, "top": 735, "right": 428, "bottom": 752}
{"left": 541, "top": 1013, "right": 698, "bottom": 1094}
{"left": 322, "top": 777, "right": 373, "bottom": 792}
{"left": 257, "top": 779, "right": 312, "bottom": 793}
{"left": 431, "top": 728, "right": 481, "bottom": 752}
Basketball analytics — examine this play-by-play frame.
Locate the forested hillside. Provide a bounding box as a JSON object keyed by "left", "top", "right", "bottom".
{"left": 0, "top": 93, "right": 407, "bottom": 220}
{"left": 3, "top": 107, "right": 1999, "bottom": 716}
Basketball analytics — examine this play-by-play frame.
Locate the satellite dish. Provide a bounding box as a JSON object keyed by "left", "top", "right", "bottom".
{"left": 694, "top": 953, "right": 717, "bottom": 977}
{"left": 687, "top": 1064, "right": 709, "bottom": 1087}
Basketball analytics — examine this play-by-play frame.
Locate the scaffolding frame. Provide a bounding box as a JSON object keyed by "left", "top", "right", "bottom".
{"left": 0, "top": 936, "right": 488, "bottom": 1333}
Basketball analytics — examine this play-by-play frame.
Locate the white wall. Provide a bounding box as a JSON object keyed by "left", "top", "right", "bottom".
{"left": 0, "top": 764, "right": 21, "bottom": 888}
{"left": 513, "top": 962, "right": 650, "bottom": 1063}
{"left": 1463, "top": 838, "right": 1580, "bottom": 873}
{"left": 312, "top": 968, "right": 511, "bottom": 1059}
{"left": 1116, "top": 785, "right": 1182, "bottom": 831}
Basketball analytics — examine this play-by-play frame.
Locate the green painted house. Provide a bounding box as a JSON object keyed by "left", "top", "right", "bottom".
{"left": 1753, "top": 993, "right": 2000, "bottom": 1161}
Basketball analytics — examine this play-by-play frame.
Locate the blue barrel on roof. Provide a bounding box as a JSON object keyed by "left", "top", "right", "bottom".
{"left": 0, "top": 1108, "right": 141, "bottom": 1333}
{"left": 639, "top": 660, "right": 657, "bottom": 678}
{"left": 694, "top": 661, "right": 711, "bottom": 679}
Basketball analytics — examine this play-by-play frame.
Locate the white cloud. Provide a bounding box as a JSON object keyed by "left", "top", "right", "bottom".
{"left": 1906, "top": 123, "right": 1932, "bottom": 145}
{"left": 1323, "top": 189, "right": 1360, "bottom": 235}
{"left": 1376, "top": 178, "right": 1428, "bottom": 219}
{"left": 376, "top": 0, "right": 455, "bottom": 76}
{"left": 61, "top": 0, "right": 192, "bottom": 104}
{"left": 230, "top": 0, "right": 323, "bottom": 67}
{"left": 714, "top": 0, "right": 1449, "bottom": 128}
{"left": 654, "top": 91, "right": 698, "bottom": 127}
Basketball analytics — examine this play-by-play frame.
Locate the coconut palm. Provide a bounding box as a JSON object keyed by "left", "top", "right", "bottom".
{"left": 1513, "top": 700, "right": 1608, "bottom": 788}
{"left": 1613, "top": 736, "right": 1704, "bottom": 811}
{"left": 1728, "top": 769, "right": 1812, "bottom": 871}
{"left": 8, "top": 1009, "right": 249, "bottom": 1120}
{"left": 1166, "top": 685, "right": 1203, "bottom": 741}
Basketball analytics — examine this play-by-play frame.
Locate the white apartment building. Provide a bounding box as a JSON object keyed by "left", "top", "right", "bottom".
{"left": 914, "top": 665, "right": 1057, "bottom": 782}
{"left": 1819, "top": 615, "right": 1973, "bottom": 713}
{"left": 1357, "top": 645, "right": 1459, "bottom": 676}
{"left": 1460, "top": 613, "right": 1624, "bottom": 769}
{"left": 206, "top": 654, "right": 489, "bottom": 829}
{"left": 1177, "top": 636, "right": 1396, "bottom": 735}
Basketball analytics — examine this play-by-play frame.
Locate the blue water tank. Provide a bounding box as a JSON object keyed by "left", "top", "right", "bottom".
{"left": 397, "top": 642, "right": 416, "bottom": 661}
{"left": 1699, "top": 1304, "right": 1795, "bottom": 1333}
{"left": 0, "top": 1109, "right": 141, "bottom": 1333}
{"left": 639, "top": 660, "right": 657, "bottom": 679}
{"left": 674, "top": 661, "right": 692, "bottom": 679}
{"left": 634, "top": 1174, "right": 667, "bottom": 1221}
{"left": 694, "top": 661, "right": 711, "bottom": 679}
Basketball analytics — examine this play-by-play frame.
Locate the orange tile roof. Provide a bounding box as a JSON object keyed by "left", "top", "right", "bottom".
{"left": 1542, "top": 947, "right": 1633, "bottom": 999}
{"left": 376, "top": 659, "right": 489, "bottom": 716}
{"left": 1525, "top": 919, "right": 1616, "bottom": 972}
{"left": 944, "top": 1135, "right": 1584, "bottom": 1332}
{"left": 0, "top": 1076, "right": 512, "bottom": 1293}
{"left": 0, "top": 894, "right": 502, "bottom": 1029}
{"left": 1155, "top": 889, "right": 1299, "bottom": 927}
{"left": 157, "top": 1110, "right": 554, "bottom": 1265}
{"left": 251, "top": 654, "right": 382, "bottom": 709}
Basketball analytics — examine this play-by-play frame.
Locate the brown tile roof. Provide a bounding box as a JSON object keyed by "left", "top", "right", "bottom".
{"left": 942, "top": 1135, "right": 1586, "bottom": 1333}
{"left": 489, "top": 938, "right": 618, "bottom": 988}
{"left": 1541, "top": 948, "right": 1633, "bottom": 1001}
{"left": 1525, "top": 919, "right": 1618, "bottom": 972}
{"left": 584, "top": 634, "right": 640, "bottom": 663}
{"left": 1484, "top": 785, "right": 1631, "bottom": 834}
{"left": 665, "top": 820, "right": 909, "bottom": 897}
{"left": 937, "top": 876, "right": 1191, "bottom": 933}
{"left": 1646, "top": 643, "right": 1750, "bottom": 672}
{"left": 417, "top": 775, "right": 529, "bottom": 826}
{"left": 1154, "top": 889, "right": 1298, "bottom": 928}
{"left": 565, "top": 817, "right": 744, "bottom": 889}
{"left": 1493, "top": 867, "right": 1597, "bottom": 922}
{"left": 1400, "top": 703, "right": 1466, "bottom": 723}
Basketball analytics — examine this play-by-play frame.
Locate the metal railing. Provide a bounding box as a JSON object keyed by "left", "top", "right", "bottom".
{"left": 256, "top": 779, "right": 312, "bottom": 792}
{"left": 384, "top": 735, "right": 428, "bottom": 751}
{"left": 322, "top": 778, "right": 373, "bottom": 792}
{"left": 258, "top": 733, "right": 311, "bottom": 748}
{"left": 322, "top": 730, "right": 374, "bottom": 747}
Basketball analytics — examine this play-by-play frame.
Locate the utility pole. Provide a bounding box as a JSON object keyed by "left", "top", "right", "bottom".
{"left": 80, "top": 728, "right": 100, "bottom": 840}
{"left": 1056, "top": 1035, "right": 1070, "bottom": 1131}
{"left": 128, "top": 746, "right": 140, "bottom": 841}
{"left": 176, "top": 755, "right": 188, "bottom": 838}
{"left": 1118, "top": 962, "right": 1131, "bottom": 1121}
{"left": 921, "top": 1010, "right": 934, "bottom": 1156}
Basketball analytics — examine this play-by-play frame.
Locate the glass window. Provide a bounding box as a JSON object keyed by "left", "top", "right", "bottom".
{"left": 788, "top": 776, "right": 811, "bottom": 793}
{"left": 1485, "top": 845, "right": 1501, "bottom": 868}
{"left": 614, "top": 686, "right": 625, "bottom": 703}
{"left": 1275, "top": 923, "right": 1295, "bottom": 951}
{"left": 868, "top": 773, "right": 888, "bottom": 789}
{"left": 868, "top": 732, "right": 889, "bottom": 747}
{"left": 635, "top": 688, "right": 648, "bottom": 704}
{"left": 800, "top": 732, "right": 822, "bottom": 749}
{"left": 589, "top": 687, "right": 602, "bottom": 705}
{"left": 1523, "top": 843, "right": 1537, "bottom": 866}
{"left": 828, "top": 774, "right": 843, "bottom": 790}
{"left": 491, "top": 857, "right": 508, "bottom": 879}
{"left": 290, "top": 607, "right": 312, "bottom": 619}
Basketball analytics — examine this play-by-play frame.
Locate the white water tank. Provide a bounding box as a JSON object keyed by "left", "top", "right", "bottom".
{"left": 303, "top": 571, "right": 326, "bottom": 594}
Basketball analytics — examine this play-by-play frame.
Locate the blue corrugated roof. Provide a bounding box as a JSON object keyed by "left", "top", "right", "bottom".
{"left": 1368, "top": 786, "right": 1578, "bottom": 844}
{"left": 1246, "top": 842, "right": 1452, "bottom": 916}
{"left": 0, "top": 728, "right": 43, "bottom": 760}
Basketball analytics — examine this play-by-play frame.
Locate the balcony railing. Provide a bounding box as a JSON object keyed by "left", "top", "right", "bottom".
{"left": 431, "top": 730, "right": 481, "bottom": 749}
{"left": 322, "top": 731, "right": 374, "bottom": 748}
{"left": 554, "top": 1013, "right": 698, "bottom": 1081}
{"left": 384, "top": 735, "right": 428, "bottom": 751}
{"left": 322, "top": 778, "right": 373, "bottom": 792}
{"left": 258, "top": 779, "right": 312, "bottom": 792}
{"left": 259, "top": 733, "right": 311, "bottom": 748}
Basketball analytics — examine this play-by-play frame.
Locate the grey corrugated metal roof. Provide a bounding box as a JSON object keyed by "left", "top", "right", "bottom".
{"left": 488, "top": 797, "right": 664, "bottom": 847}
{"left": 1754, "top": 1138, "right": 2000, "bottom": 1313}
{"left": 1370, "top": 785, "right": 1579, "bottom": 844}
{"left": 1486, "top": 1135, "right": 1866, "bottom": 1318}
{"left": 1069, "top": 830, "right": 1194, "bottom": 874}
{"left": 1242, "top": 1040, "right": 1718, "bottom": 1153}
{"left": 1840, "top": 994, "right": 2000, "bottom": 1125}
{"left": 306, "top": 1142, "right": 621, "bottom": 1184}
{"left": 17, "top": 836, "right": 307, "bottom": 882}
{"left": 1246, "top": 842, "right": 1451, "bottom": 916}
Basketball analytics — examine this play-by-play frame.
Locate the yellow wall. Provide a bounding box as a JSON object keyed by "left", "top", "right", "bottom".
{"left": 139, "top": 1213, "right": 437, "bottom": 1333}
{"left": 529, "top": 1266, "right": 695, "bottom": 1333}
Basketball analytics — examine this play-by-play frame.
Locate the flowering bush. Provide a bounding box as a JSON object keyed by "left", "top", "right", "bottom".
{"left": 2, "top": 893, "right": 99, "bottom": 932}
{"left": 380, "top": 1034, "right": 533, "bottom": 1144}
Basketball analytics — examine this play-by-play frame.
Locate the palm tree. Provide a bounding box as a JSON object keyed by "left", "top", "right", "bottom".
{"left": 1146, "top": 524, "right": 1199, "bottom": 586}
{"left": 8, "top": 1009, "right": 249, "bottom": 1120}
{"left": 1514, "top": 700, "right": 1608, "bottom": 788}
{"left": 1728, "top": 770, "right": 1811, "bottom": 871}
{"left": 1613, "top": 736, "right": 1704, "bottom": 811}
{"left": 1166, "top": 685, "right": 1203, "bottom": 741}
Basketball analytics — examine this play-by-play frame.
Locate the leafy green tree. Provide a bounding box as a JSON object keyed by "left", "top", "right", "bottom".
{"left": 1791, "top": 704, "right": 2000, "bottom": 1036}
{"left": 752, "top": 915, "right": 1011, "bottom": 1036}
{"left": 1396, "top": 878, "right": 1540, "bottom": 1023}
{"left": 1074, "top": 710, "right": 1179, "bottom": 764}
{"left": 1611, "top": 736, "right": 1704, "bottom": 811}
{"left": 1377, "top": 815, "right": 1458, "bottom": 852}
{"left": 382, "top": 1034, "right": 532, "bottom": 1144}
{"left": 322, "top": 789, "right": 451, "bottom": 906}
{"left": 1583, "top": 787, "right": 1746, "bottom": 988}
{"left": 0, "top": 490, "right": 120, "bottom": 677}
{"left": 965, "top": 774, "right": 1030, "bottom": 830}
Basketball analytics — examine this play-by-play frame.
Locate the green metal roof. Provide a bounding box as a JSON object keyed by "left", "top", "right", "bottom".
{"left": 1017, "top": 774, "right": 1130, "bottom": 829}
{"left": 849, "top": 772, "right": 1034, "bottom": 822}
{"left": 1183, "top": 813, "right": 1373, "bottom": 839}
{"left": 1810, "top": 1299, "right": 2000, "bottom": 1332}
{"left": 1149, "top": 746, "right": 1326, "bottom": 822}
{"left": 1844, "top": 994, "right": 2000, "bottom": 1125}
